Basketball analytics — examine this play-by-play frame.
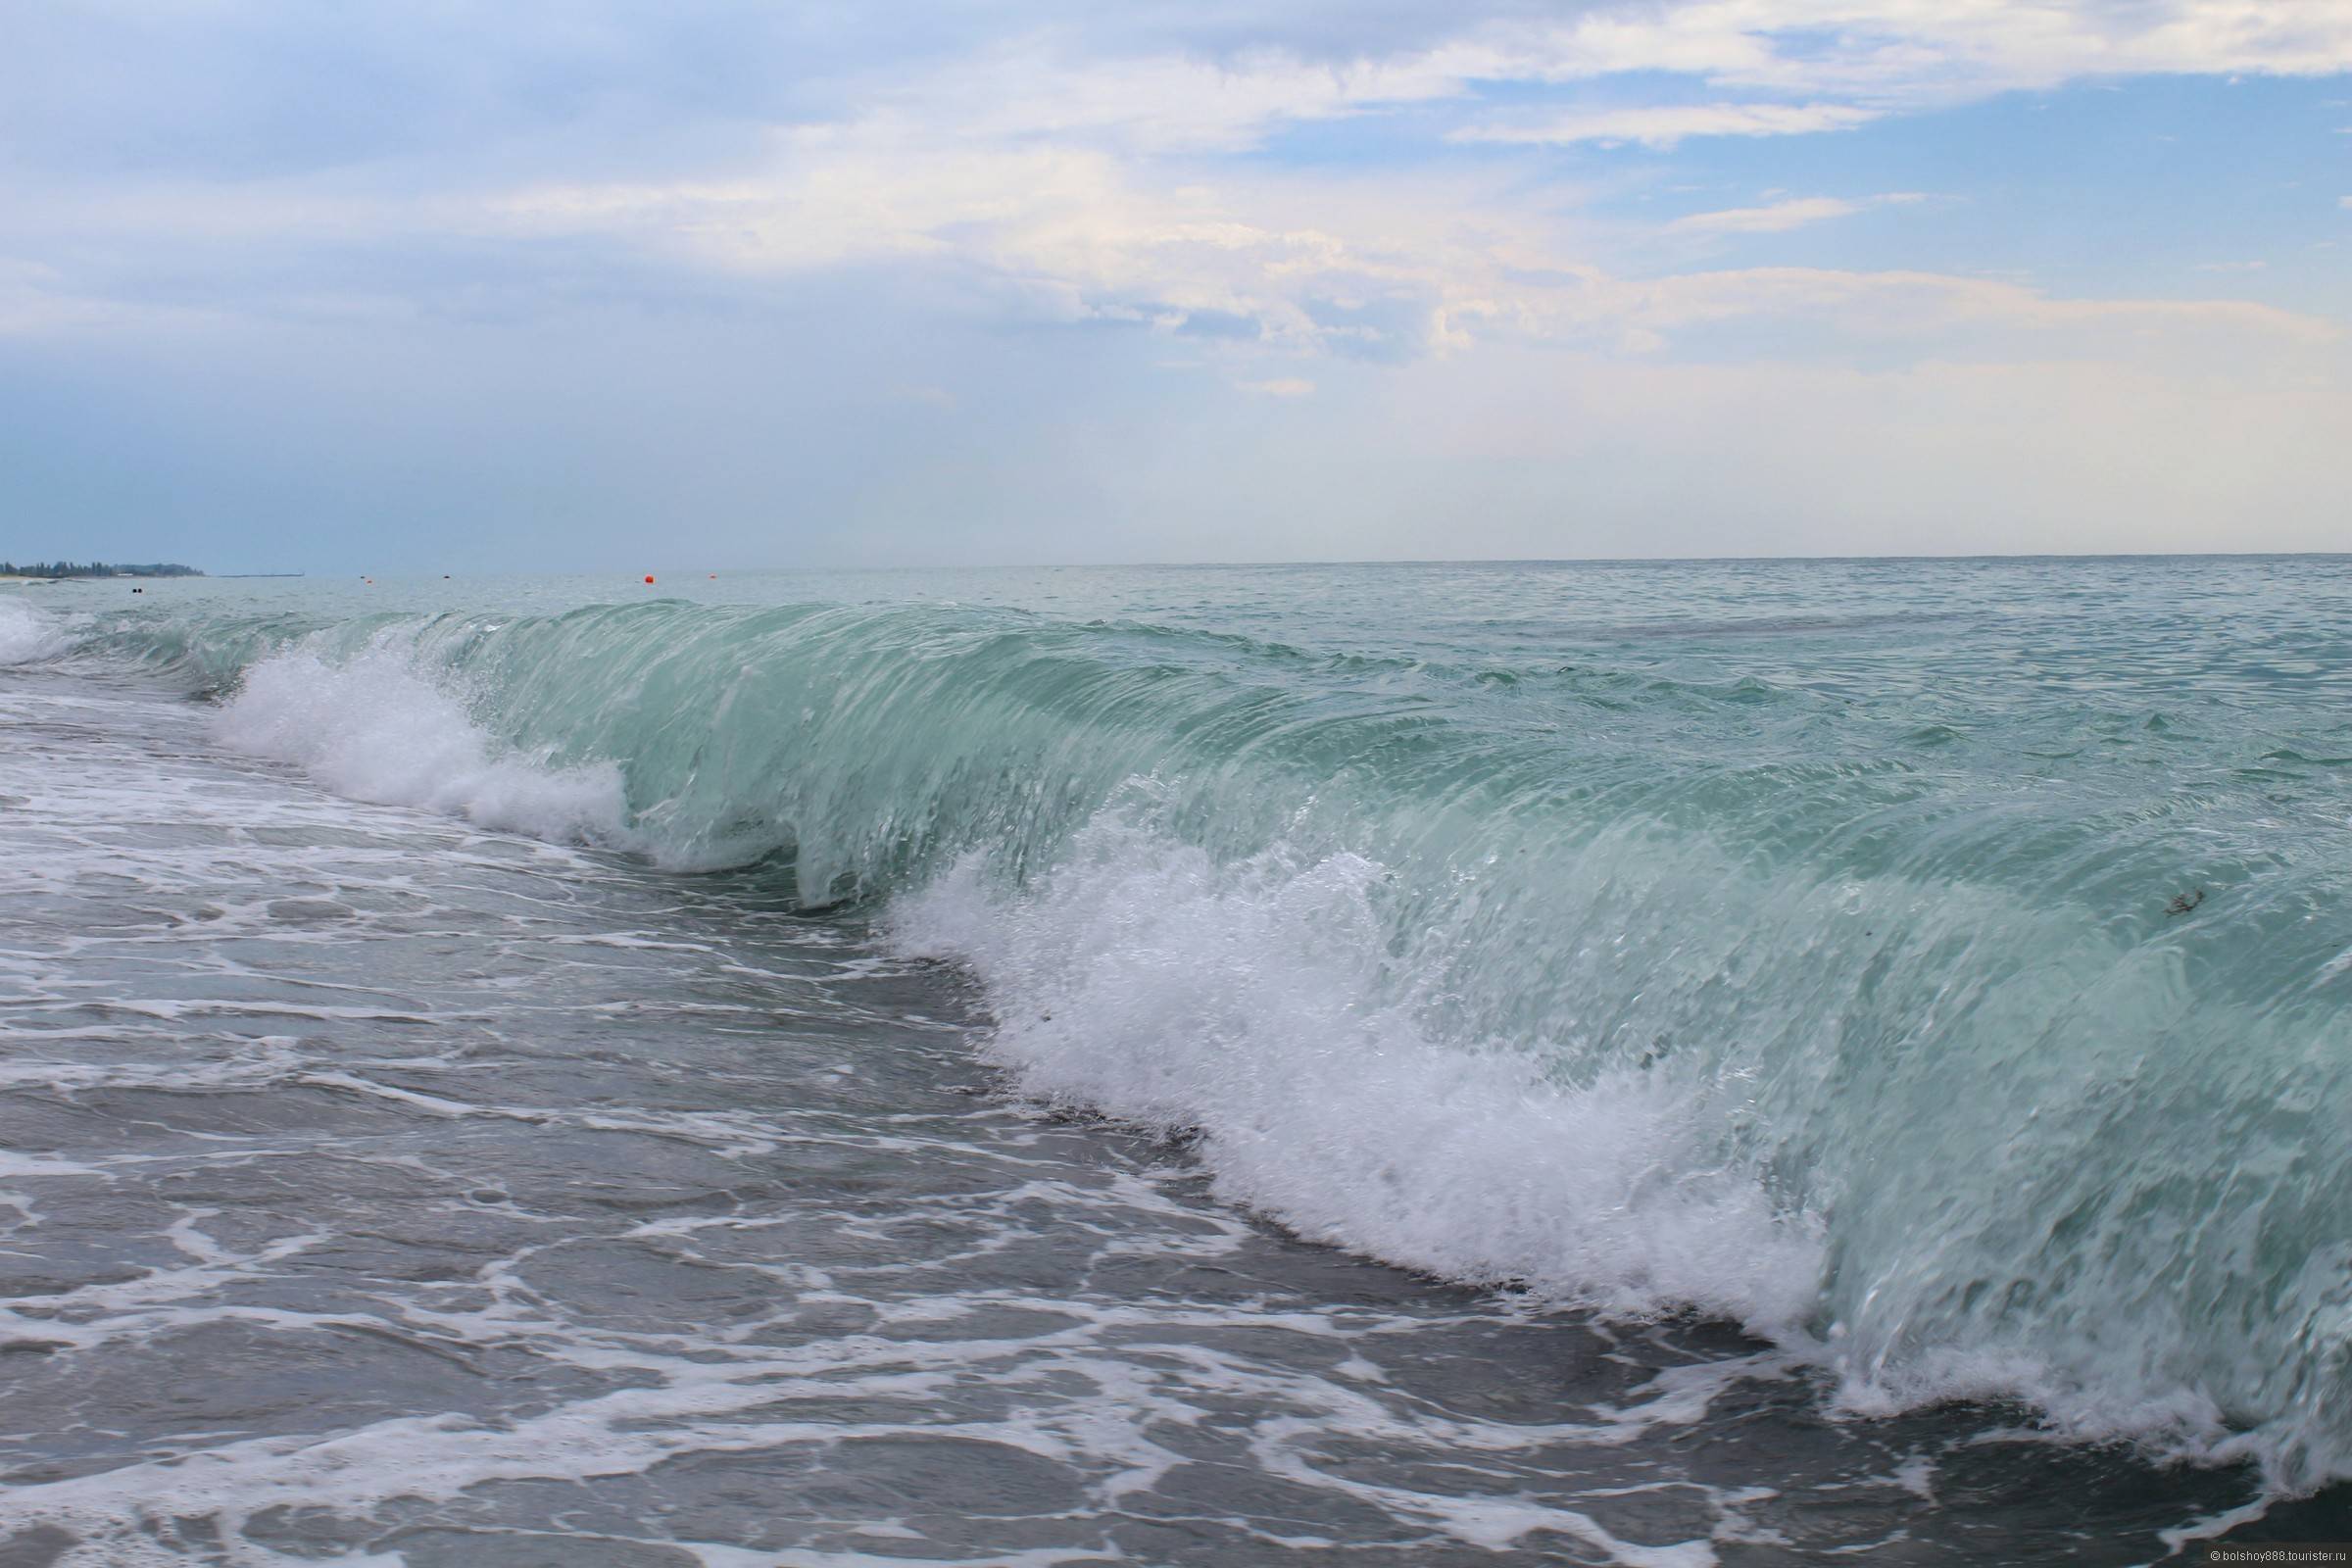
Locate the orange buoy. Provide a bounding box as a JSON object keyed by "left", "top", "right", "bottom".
{"left": 644, "top": 574, "right": 656, "bottom": 584}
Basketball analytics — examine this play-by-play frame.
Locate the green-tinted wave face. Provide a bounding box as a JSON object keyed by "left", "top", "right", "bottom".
{"left": 32, "top": 558, "right": 2352, "bottom": 1490}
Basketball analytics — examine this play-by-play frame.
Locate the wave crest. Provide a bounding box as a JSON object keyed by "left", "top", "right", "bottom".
{"left": 892, "top": 792, "right": 1828, "bottom": 1333}
{"left": 40, "top": 589, "right": 2352, "bottom": 1494}
{"left": 216, "top": 645, "right": 631, "bottom": 845}
{"left": 0, "top": 598, "right": 67, "bottom": 665}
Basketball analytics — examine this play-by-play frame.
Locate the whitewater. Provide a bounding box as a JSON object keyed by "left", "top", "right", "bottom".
{"left": 3, "top": 558, "right": 2349, "bottom": 1564}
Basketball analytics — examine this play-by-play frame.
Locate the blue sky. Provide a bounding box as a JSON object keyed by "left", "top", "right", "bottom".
{"left": 2, "top": 1, "right": 2347, "bottom": 571}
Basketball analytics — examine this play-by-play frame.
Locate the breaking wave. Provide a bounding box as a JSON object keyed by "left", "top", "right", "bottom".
{"left": 0, "top": 597, "right": 67, "bottom": 665}
{"left": 45, "top": 587, "right": 2352, "bottom": 1494}
{"left": 215, "top": 647, "right": 629, "bottom": 844}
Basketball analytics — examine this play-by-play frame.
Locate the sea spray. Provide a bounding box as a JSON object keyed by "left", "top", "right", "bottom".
{"left": 0, "top": 597, "right": 66, "bottom": 666}
{"left": 215, "top": 644, "right": 631, "bottom": 844}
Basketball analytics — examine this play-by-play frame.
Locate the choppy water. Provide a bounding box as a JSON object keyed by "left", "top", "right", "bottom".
{"left": 3, "top": 559, "right": 2350, "bottom": 1565}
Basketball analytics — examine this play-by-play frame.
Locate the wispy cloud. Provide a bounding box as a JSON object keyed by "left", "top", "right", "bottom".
{"left": 1666, "top": 190, "right": 1928, "bottom": 234}
{"left": 10, "top": 2, "right": 2338, "bottom": 371}
{"left": 0, "top": 258, "right": 221, "bottom": 337}
{"left": 1454, "top": 103, "right": 1878, "bottom": 150}
{"left": 490, "top": 143, "right": 2339, "bottom": 364}
{"left": 1668, "top": 195, "right": 1860, "bottom": 233}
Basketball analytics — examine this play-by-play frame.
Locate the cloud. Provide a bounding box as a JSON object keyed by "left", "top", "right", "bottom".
{"left": 8, "top": 3, "right": 2352, "bottom": 187}
{"left": 1664, "top": 190, "right": 1930, "bottom": 234}
{"left": 0, "top": 259, "right": 223, "bottom": 337}
{"left": 963, "top": 3, "right": 2352, "bottom": 177}
{"left": 2, "top": 2, "right": 2348, "bottom": 564}
{"left": 866, "top": 40, "right": 1468, "bottom": 155}
{"left": 1598, "top": 267, "right": 2337, "bottom": 347}
{"left": 1668, "top": 196, "right": 1861, "bottom": 233}
{"left": 4, "top": 7, "right": 2344, "bottom": 396}
{"left": 1454, "top": 102, "right": 1879, "bottom": 149}
{"left": 490, "top": 132, "right": 2337, "bottom": 364}
{"left": 1522, "top": 0, "right": 2352, "bottom": 105}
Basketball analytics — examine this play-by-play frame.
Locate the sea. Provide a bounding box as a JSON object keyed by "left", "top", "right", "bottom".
{"left": 1, "top": 558, "right": 2348, "bottom": 1567}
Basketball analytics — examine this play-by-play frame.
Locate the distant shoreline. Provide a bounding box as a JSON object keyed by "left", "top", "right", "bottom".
{"left": 0, "top": 562, "right": 206, "bottom": 582}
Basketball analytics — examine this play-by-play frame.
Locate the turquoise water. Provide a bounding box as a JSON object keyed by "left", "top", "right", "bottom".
{"left": 5, "top": 557, "right": 2351, "bottom": 1559}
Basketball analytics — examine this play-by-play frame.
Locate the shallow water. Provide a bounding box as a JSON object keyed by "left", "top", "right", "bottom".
{"left": 4, "top": 561, "right": 2351, "bottom": 1563}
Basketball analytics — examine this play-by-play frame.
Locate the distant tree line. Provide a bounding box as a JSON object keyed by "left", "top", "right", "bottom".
{"left": 0, "top": 560, "right": 204, "bottom": 578}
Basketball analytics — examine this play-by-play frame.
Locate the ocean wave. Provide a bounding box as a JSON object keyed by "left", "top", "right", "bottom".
{"left": 889, "top": 795, "right": 1827, "bottom": 1332}
{"left": 0, "top": 596, "right": 68, "bottom": 665}
{"left": 45, "top": 591, "right": 2352, "bottom": 1494}
{"left": 215, "top": 645, "right": 631, "bottom": 845}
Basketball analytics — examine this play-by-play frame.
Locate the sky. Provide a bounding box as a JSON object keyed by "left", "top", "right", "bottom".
{"left": 2, "top": 1, "right": 2348, "bottom": 572}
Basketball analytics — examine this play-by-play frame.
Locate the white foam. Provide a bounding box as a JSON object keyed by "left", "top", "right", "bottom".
{"left": 889, "top": 798, "right": 1827, "bottom": 1338}
{"left": 891, "top": 795, "right": 2352, "bottom": 1491}
{"left": 0, "top": 596, "right": 67, "bottom": 665}
{"left": 214, "top": 645, "right": 631, "bottom": 846}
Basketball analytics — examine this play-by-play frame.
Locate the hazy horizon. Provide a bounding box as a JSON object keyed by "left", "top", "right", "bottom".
{"left": 14, "top": 548, "right": 2352, "bottom": 579}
